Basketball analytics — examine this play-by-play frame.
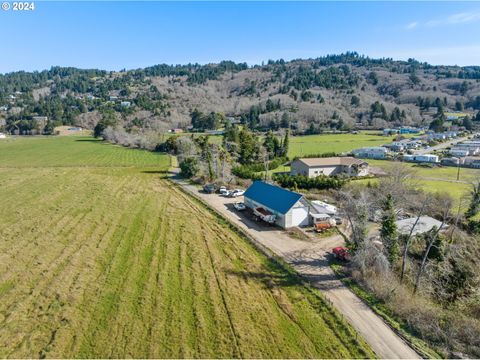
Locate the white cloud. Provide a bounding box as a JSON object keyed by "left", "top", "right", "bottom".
{"left": 447, "top": 11, "right": 480, "bottom": 24}
{"left": 406, "top": 10, "right": 480, "bottom": 29}
{"left": 405, "top": 22, "right": 418, "bottom": 30}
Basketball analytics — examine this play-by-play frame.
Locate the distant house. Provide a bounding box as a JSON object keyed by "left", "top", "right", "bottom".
{"left": 455, "top": 143, "right": 480, "bottom": 155}
{"left": 444, "top": 112, "right": 469, "bottom": 121}
{"left": 109, "top": 96, "right": 118, "bottom": 101}
{"left": 169, "top": 128, "right": 183, "bottom": 134}
{"left": 352, "top": 146, "right": 389, "bottom": 159}
{"left": 396, "top": 216, "right": 447, "bottom": 236}
{"left": 403, "top": 154, "right": 439, "bottom": 163}
{"left": 464, "top": 157, "right": 480, "bottom": 169}
{"left": 441, "top": 157, "right": 462, "bottom": 166}
{"left": 243, "top": 181, "right": 310, "bottom": 228}
{"left": 383, "top": 128, "right": 399, "bottom": 135}
{"left": 0, "top": 133, "right": 6, "bottom": 139}
{"left": 120, "top": 101, "right": 131, "bottom": 107}
{"left": 387, "top": 142, "right": 406, "bottom": 152}
{"left": 449, "top": 148, "right": 470, "bottom": 157}
{"left": 433, "top": 133, "right": 446, "bottom": 141}
{"left": 205, "top": 129, "right": 225, "bottom": 135}
{"left": 0, "top": 105, "right": 7, "bottom": 111}
{"left": 226, "top": 116, "right": 241, "bottom": 124}
{"left": 32, "top": 116, "right": 48, "bottom": 122}
{"left": 399, "top": 126, "right": 420, "bottom": 134}
{"left": 290, "top": 157, "right": 369, "bottom": 178}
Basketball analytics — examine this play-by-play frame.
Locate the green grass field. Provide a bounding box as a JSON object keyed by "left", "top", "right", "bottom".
{"left": 288, "top": 132, "right": 409, "bottom": 158}
{"left": 365, "top": 159, "right": 480, "bottom": 204}
{"left": 0, "top": 136, "right": 168, "bottom": 168}
{"left": 0, "top": 136, "right": 373, "bottom": 358}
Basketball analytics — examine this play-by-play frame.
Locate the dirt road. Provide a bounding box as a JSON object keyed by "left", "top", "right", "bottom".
{"left": 173, "top": 179, "right": 420, "bottom": 359}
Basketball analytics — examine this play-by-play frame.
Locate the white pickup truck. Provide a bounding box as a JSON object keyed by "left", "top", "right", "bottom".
{"left": 253, "top": 207, "right": 276, "bottom": 224}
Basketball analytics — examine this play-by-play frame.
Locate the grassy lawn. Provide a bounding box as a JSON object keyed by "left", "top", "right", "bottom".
{"left": 365, "top": 159, "right": 479, "bottom": 205}
{"left": 0, "top": 136, "right": 168, "bottom": 168}
{"left": 0, "top": 136, "right": 374, "bottom": 358}
{"left": 288, "top": 131, "right": 408, "bottom": 158}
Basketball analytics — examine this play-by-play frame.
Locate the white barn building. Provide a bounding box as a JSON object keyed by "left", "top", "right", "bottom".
{"left": 243, "top": 181, "right": 310, "bottom": 228}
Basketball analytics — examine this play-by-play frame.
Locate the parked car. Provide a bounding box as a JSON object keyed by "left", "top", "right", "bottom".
{"left": 334, "top": 216, "right": 343, "bottom": 225}
{"left": 233, "top": 202, "right": 246, "bottom": 211}
{"left": 203, "top": 184, "right": 216, "bottom": 194}
{"left": 219, "top": 186, "right": 230, "bottom": 196}
{"left": 228, "top": 189, "right": 245, "bottom": 197}
{"left": 332, "top": 246, "right": 350, "bottom": 261}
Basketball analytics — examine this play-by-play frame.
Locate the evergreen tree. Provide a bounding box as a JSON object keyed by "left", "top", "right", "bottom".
{"left": 280, "top": 112, "right": 290, "bottom": 128}
{"left": 282, "top": 130, "right": 290, "bottom": 157}
{"left": 238, "top": 128, "right": 259, "bottom": 164}
{"left": 380, "top": 194, "right": 399, "bottom": 264}
{"left": 350, "top": 95, "right": 360, "bottom": 107}
{"left": 463, "top": 116, "right": 473, "bottom": 130}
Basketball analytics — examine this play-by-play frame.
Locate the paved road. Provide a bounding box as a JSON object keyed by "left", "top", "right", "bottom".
{"left": 414, "top": 134, "right": 472, "bottom": 155}
{"left": 173, "top": 178, "right": 420, "bottom": 359}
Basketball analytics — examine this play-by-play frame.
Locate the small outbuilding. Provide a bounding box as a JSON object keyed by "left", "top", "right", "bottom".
{"left": 243, "top": 181, "right": 310, "bottom": 228}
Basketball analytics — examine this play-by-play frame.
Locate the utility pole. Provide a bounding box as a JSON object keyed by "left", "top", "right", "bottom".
{"left": 457, "top": 160, "right": 461, "bottom": 181}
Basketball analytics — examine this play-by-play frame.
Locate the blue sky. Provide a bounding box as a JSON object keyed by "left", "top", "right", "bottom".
{"left": 1, "top": 1, "right": 480, "bottom": 73}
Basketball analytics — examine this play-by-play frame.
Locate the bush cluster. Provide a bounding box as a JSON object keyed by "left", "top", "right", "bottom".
{"left": 273, "top": 173, "right": 346, "bottom": 190}
{"left": 232, "top": 157, "right": 287, "bottom": 180}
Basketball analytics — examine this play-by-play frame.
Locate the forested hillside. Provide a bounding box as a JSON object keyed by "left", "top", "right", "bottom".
{"left": 1, "top": 52, "right": 480, "bottom": 135}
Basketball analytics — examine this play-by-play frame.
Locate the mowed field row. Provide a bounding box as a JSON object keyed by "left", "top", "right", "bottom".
{"left": 0, "top": 137, "right": 373, "bottom": 358}
{"left": 0, "top": 136, "right": 168, "bottom": 168}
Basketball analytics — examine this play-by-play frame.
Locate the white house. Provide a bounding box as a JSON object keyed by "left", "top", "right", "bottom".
{"left": 403, "top": 154, "right": 439, "bottom": 163}
{"left": 455, "top": 143, "right": 480, "bottom": 155}
{"left": 243, "top": 181, "right": 310, "bottom": 228}
{"left": 120, "top": 101, "right": 131, "bottom": 107}
{"left": 464, "top": 157, "right": 480, "bottom": 169}
{"left": 449, "top": 148, "right": 470, "bottom": 157}
{"left": 291, "top": 157, "right": 369, "bottom": 178}
{"left": 352, "top": 146, "right": 389, "bottom": 159}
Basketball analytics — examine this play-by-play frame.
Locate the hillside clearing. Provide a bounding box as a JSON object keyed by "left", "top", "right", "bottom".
{"left": 0, "top": 136, "right": 373, "bottom": 358}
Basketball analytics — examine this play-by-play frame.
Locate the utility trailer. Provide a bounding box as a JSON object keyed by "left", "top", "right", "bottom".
{"left": 253, "top": 207, "right": 276, "bottom": 225}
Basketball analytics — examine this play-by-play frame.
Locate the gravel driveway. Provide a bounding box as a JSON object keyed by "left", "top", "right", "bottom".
{"left": 173, "top": 178, "right": 420, "bottom": 359}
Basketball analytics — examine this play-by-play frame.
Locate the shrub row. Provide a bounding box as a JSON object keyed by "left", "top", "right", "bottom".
{"left": 232, "top": 157, "right": 288, "bottom": 180}
{"left": 273, "top": 173, "right": 346, "bottom": 190}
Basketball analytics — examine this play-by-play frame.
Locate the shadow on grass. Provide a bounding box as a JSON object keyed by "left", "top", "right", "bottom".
{"left": 142, "top": 170, "right": 169, "bottom": 174}
{"left": 75, "top": 139, "right": 102, "bottom": 142}
{"left": 225, "top": 269, "right": 300, "bottom": 289}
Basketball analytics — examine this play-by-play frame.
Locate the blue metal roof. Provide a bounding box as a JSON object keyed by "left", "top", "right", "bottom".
{"left": 244, "top": 181, "right": 303, "bottom": 214}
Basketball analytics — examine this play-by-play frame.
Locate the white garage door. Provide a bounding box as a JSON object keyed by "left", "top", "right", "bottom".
{"left": 291, "top": 207, "right": 309, "bottom": 227}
